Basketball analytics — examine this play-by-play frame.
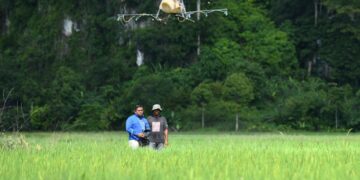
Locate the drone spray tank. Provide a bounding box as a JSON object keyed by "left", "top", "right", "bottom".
{"left": 160, "top": 0, "right": 182, "bottom": 14}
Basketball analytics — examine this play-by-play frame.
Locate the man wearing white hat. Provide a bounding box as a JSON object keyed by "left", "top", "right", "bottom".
{"left": 147, "top": 104, "right": 169, "bottom": 150}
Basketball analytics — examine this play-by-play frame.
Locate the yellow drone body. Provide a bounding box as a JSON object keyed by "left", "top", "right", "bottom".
{"left": 160, "top": 0, "right": 182, "bottom": 14}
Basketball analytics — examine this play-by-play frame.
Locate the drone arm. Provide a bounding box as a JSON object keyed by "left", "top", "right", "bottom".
{"left": 185, "top": 8, "right": 228, "bottom": 17}
{"left": 117, "top": 13, "right": 161, "bottom": 23}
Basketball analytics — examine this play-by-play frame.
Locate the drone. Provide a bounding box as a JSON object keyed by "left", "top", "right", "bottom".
{"left": 117, "top": 0, "right": 228, "bottom": 23}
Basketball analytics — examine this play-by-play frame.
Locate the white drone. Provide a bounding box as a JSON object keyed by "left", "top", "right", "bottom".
{"left": 117, "top": 0, "right": 228, "bottom": 23}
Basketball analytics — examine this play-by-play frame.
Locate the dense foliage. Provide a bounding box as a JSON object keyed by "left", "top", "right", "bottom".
{"left": 0, "top": 0, "right": 359, "bottom": 131}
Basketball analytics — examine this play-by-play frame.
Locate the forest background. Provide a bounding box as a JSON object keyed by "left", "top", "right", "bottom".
{"left": 0, "top": 0, "right": 359, "bottom": 132}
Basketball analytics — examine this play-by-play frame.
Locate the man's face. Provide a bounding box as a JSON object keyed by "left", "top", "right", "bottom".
{"left": 135, "top": 107, "right": 144, "bottom": 116}
{"left": 153, "top": 109, "right": 160, "bottom": 116}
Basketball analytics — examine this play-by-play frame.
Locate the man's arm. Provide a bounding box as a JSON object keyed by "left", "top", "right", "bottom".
{"left": 125, "top": 118, "right": 135, "bottom": 134}
{"left": 144, "top": 118, "right": 151, "bottom": 131}
{"left": 164, "top": 128, "right": 168, "bottom": 145}
{"left": 144, "top": 118, "right": 151, "bottom": 137}
{"left": 164, "top": 118, "right": 169, "bottom": 145}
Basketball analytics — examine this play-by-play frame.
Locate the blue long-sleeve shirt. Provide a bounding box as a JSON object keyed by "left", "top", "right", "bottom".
{"left": 125, "top": 114, "right": 150, "bottom": 141}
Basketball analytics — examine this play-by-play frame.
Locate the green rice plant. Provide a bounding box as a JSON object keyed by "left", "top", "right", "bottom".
{"left": 0, "top": 132, "right": 359, "bottom": 180}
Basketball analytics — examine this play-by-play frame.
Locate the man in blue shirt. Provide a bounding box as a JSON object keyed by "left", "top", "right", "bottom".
{"left": 125, "top": 105, "right": 150, "bottom": 149}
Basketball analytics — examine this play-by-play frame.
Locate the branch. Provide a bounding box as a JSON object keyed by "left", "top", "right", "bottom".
{"left": 0, "top": 88, "right": 14, "bottom": 128}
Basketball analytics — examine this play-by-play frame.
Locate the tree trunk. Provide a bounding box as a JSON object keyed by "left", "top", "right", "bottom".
{"left": 314, "top": 0, "right": 318, "bottom": 26}
{"left": 324, "top": 63, "right": 330, "bottom": 78}
{"left": 201, "top": 106, "right": 205, "bottom": 128}
{"left": 307, "top": 61, "right": 312, "bottom": 77}
{"left": 197, "top": 0, "right": 201, "bottom": 56}
{"left": 335, "top": 106, "right": 338, "bottom": 129}
{"left": 235, "top": 113, "right": 239, "bottom": 131}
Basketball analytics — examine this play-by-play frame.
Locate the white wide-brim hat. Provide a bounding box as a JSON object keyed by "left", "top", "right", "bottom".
{"left": 152, "top": 104, "right": 162, "bottom": 111}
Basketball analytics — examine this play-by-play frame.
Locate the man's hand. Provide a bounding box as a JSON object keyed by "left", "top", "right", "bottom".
{"left": 137, "top": 133, "right": 145, "bottom": 138}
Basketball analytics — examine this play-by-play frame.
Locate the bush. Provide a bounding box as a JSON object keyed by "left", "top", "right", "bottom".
{"left": 30, "top": 105, "right": 51, "bottom": 130}
{"left": 69, "top": 102, "right": 109, "bottom": 131}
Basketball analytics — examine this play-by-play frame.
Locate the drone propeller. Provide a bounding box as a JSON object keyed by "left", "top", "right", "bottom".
{"left": 116, "top": 0, "right": 228, "bottom": 23}
{"left": 117, "top": 8, "right": 228, "bottom": 23}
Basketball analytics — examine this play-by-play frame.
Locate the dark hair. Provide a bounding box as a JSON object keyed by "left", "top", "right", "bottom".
{"left": 134, "top": 105, "right": 143, "bottom": 111}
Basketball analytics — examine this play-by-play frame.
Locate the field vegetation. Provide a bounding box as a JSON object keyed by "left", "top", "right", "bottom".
{"left": 1, "top": 132, "right": 359, "bottom": 179}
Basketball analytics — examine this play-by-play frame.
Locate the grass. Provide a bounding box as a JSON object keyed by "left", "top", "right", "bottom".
{"left": 0, "top": 132, "right": 359, "bottom": 180}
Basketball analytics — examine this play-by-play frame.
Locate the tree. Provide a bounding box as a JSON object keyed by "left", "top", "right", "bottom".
{"left": 43, "top": 66, "right": 84, "bottom": 130}
{"left": 223, "top": 73, "right": 254, "bottom": 105}
{"left": 222, "top": 73, "right": 255, "bottom": 131}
